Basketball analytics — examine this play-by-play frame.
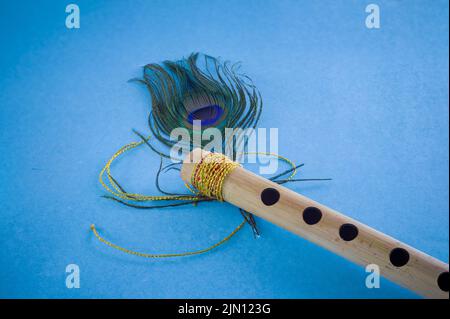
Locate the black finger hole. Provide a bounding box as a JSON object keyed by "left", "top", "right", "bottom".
{"left": 389, "top": 248, "right": 410, "bottom": 267}
{"left": 437, "top": 272, "right": 449, "bottom": 292}
{"left": 302, "top": 207, "right": 322, "bottom": 225}
{"left": 260, "top": 188, "right": 280, "bottom": 206}
{"left": 339, "top": 223, "right": 359, "bottom": 241}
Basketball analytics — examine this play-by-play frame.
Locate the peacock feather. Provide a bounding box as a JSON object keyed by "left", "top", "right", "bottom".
{"left": 133, "top": 53, "right": 262, "bottom": 158}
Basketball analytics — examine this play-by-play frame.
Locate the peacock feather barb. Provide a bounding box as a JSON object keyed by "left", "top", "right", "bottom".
{"left": 133, "top": 53, "right": 263, "bottom": 158}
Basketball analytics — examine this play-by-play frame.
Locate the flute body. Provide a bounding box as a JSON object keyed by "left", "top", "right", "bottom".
{"left": 181, "top": 149, "right": 449, "bottom": 298}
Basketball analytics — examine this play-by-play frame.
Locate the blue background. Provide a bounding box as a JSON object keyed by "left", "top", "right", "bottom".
{"left": 0, "top": 0, "right": 448, "bottom": 298}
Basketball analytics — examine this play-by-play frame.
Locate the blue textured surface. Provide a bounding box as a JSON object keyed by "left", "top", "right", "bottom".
{"left": 0, "top": 0, "right": 448, "bottom": 298}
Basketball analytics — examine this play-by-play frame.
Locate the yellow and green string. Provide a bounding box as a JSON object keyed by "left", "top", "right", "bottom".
{"left": 92, "top": 135, "right": 320, "bottom": 258}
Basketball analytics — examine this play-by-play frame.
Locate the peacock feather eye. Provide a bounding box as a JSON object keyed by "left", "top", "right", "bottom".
{"left": 187, "top": 104, "right": 224, "bottom": 126}
{"left": 183, "top": 93, "right": 226, "bottom": 127}
{"left": 136, "top": 53, "right": 262, "bottom": 156}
